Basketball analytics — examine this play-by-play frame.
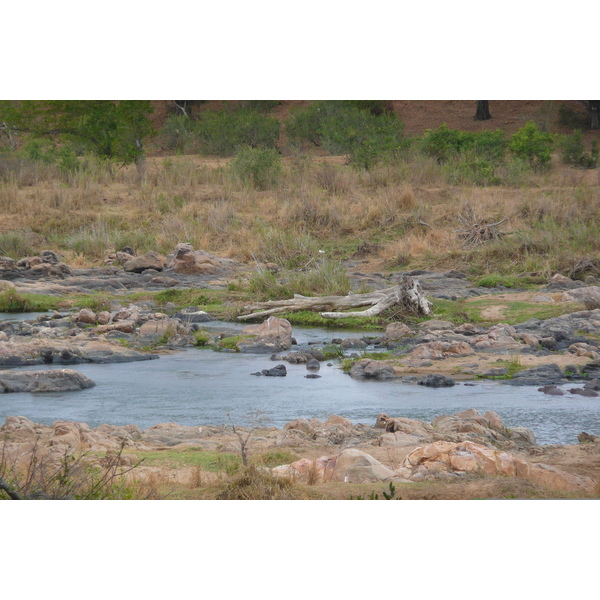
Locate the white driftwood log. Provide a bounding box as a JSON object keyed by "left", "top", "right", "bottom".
{"left": 237, "top": 275, "right": 432, "bottom": 321}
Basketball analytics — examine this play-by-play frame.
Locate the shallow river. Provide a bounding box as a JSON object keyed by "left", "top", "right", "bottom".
{"left": 1, "top": 318, "right": 600, "bottom": 445}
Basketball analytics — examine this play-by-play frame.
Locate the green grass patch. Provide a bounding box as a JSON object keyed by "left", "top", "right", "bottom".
{"left": 215, "top": 334, "right": 251, "bottom": 351}
{"left": 429, "top": 296, "right": 586, "bottom": 327}
{"left": 193, "top": 329, "right": 213, "bottom": 347}
{"left": 134, "top": 447, "right": 241, "bottom": 473}
{"left": 279, "top": 310, "right": 383, "bottom": 330}
{"left": 475, "top": 274, "right": 545, "bottom": 289}
{"left": 153, "top": 288, "right": 224, "bottom": 308}
{"left": 321, "top": 344, "right": 345, "bottom": 360}
{"left": 0, "top": 289, "right": 60, "bottom": 312}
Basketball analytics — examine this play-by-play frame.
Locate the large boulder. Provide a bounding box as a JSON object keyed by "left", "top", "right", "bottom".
{"left": 503, "top": 363, "right": 567, "bottom": 386}
{"left": 0, "top": 368, "right": 95, "bottom": 393}
{"left": 123, "top": 252, "right": 165, "bottom": 273}
{"left": 349, "top": 359, "right": 396, "bottom": 380}
{"left": 138, "top": 318, "right": 187, "bottom": 341}
{"left": 418, "top": 374, "right": 456, "bottom": 387}
{"left": 273, "top": 449, "right": 397, "bottom": 483}
{"left": 238, "top": 317, "right": 293, "bottom": 353}
{"left": 561, "top": 286, "right": 600, "bottom": 305}
{"left": 381, "top": 322, "right": 414, "bottom": 343}
{"left": 166, "top": 243, "right": 223, "bottom": 275}
{"left": 395, "top": 440, "right": 596, "bottom": 492}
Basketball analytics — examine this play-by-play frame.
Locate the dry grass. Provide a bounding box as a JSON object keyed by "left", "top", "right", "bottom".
{"left": 0, "top": 153, "right": 598, "bottom": 275}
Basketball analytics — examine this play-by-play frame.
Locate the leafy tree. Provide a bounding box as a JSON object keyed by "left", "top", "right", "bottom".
{"left": 0, "top": 100, "right": 155, "bottom": 173}
{"left": 508, "top": 121, "right": 556, "bottom": 171}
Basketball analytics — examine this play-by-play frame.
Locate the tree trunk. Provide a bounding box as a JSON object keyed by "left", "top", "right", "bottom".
{"left": 237, "top": 276, "right": 432, "bottom": 321}
{"left": 474, "top": 101, "right": 491, "bottom": 121}
{"left": 589, "top": 101, "right": 600, "bottom": 130}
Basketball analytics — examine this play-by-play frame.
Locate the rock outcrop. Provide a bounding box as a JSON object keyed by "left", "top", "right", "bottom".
{"left": 0, "top": 369, "right": 95, "bottom": 393}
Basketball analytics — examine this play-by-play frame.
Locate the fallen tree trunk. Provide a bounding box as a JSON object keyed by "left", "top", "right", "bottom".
{"left": 237, "top": 276, "right": 432, "bottom": 321}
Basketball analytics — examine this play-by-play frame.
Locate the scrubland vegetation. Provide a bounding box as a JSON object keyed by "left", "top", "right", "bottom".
{"left": 0, "top": 100, "right": 599, "bottom": 292}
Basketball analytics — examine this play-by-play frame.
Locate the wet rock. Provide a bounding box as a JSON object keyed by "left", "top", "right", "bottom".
{"left": 503, "top": 363, "right": 567, "bottom": 386}
{"left": 584, "top": 378, "right": 600, "bottom": 390}
{"left": 306, "top": 358, "right": 320, "bottom": 371}
{"left": 0, "top": 368, "right": 95, "bottom": 393}
{"left": 305, "top": 373, "right": 321, "bottom": 379}
{"left": 569, "top": 388, "right": 599, "bottom": 397}
{"left": 238, "top": 317, "right": 293, "bottom": 354}
{"left": 261, "top": 364, "right": 287, "bottom": 377}
{"left": 349, "top": 359, "right": 395, "bottom": 380}
{"left": 173, "top": 307, "right": 213, "bottom": 323}
{"left": 418, "top": 374, "right": 456, "bottom": 387}
{"left": 538, "top": 385, "right": 565, "bottom": 396}
{"left": 341, "top": 338, "right": 368, "bottom": 350}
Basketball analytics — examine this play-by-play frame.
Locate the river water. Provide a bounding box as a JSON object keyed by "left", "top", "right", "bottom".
{"left": 1, "top": 318, "right": 599, "bottom": 445}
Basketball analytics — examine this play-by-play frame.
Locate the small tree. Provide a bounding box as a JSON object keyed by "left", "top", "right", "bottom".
{"left": 0, "top": 100, "right": 155, "bottom": 176}
{"left": 226, "top": 410, "right": 270, "bottom": 467}
{"left": 508, "top": 121, "right": 556, "bottom": 171}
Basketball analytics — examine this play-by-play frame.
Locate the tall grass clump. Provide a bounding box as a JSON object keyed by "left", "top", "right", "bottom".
{"left": 257, "top": 228, "right": 321, "bottom": 269}
{"left": 230, "top": 146, "right": 282, "bottom": 190}
{"left": 0, "top": 231, "right": 37, "bottom": 259}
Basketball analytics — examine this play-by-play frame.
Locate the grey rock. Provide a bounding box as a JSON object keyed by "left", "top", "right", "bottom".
{"left": 503, "top": 363, "right": 567, "bottom": 386}
{"left": 0, "top": 369, "right": 95, "bottom": 393}
{"left": 417, "top": 374, "right": 456, "bottom": 388}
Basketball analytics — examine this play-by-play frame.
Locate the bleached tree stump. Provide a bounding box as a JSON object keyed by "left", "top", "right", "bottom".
{"left": 237, "top": 275, "right": 432, "bottom": 321}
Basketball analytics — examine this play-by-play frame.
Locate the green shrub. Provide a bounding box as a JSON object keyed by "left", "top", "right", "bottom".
{"left": 21, "top": 138, "right": 80, "bottom": 173}
{"left": 158, "top": 114, "right": 196, "bottom": 152}
{"left": 193, "top": 109, "right": 280, "bottom": 156}
{"left": 230, "top": 146, "right": 282, "bottom": 189}
{"left": 509, "top": 121, "right": 556, "bottom": 171}
{"left": 285, "top": 101, "right": 406, "bottom": 169}
{"left": 559, "top": 130, "right": 598, "bottom": 168}
{"left": 237, "top": 100, "right": 280, "bottom": 112}
{"left": 443, "top": 151, "right": 500, "bottom": 186}
{"left": 420, "top": 124, "right": 507, "bottom": 164}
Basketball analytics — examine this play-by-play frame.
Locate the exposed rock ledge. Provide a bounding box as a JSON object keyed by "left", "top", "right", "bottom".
{"left": 0, "top": 369, "right": 95, "bottom": 393}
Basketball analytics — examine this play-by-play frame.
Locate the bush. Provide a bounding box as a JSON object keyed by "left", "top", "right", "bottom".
{"left": 230, "top": 146, "right": 282, "bottom": 189}
{"left": 443, "top": 151, "right": 500, "bottom": 186}
{"left": 509, "top": 121, "right": 556, "bottom": 171}
{"left": 21, "top": 138, "right": 80, "bottom": 173}
{"left": 285, "top": 101, "right": 406, "bottom": 169}
{"left": 237, "top": 100, "right": 280, "bottom": 112}
{"left": 559, "top": 130, "right": 598, "bottom": 168}
{"left": 420, "top": 124, "right": 507, "bottom": 164}
{"left": 158, "top": 114, "right": 196, "bottom": 152}
{"left": 193, "top": 109, "right": 280, "bottom": 156}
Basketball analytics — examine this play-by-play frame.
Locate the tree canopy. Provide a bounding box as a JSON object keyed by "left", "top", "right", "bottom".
{"left": 0, "top": 100, "right": 155, "bottom": 166}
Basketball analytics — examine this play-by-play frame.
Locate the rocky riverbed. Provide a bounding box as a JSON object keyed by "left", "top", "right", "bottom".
{"left": 1, "top": 247, "right": 600, "bottom": 498}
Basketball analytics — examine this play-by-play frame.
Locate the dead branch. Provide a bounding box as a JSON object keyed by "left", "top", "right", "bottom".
{"left": 456, "top": 202, "right": 508, "bottom": 246}
{"left": 238, "top": 275, "right": 432, "bottom": 320}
